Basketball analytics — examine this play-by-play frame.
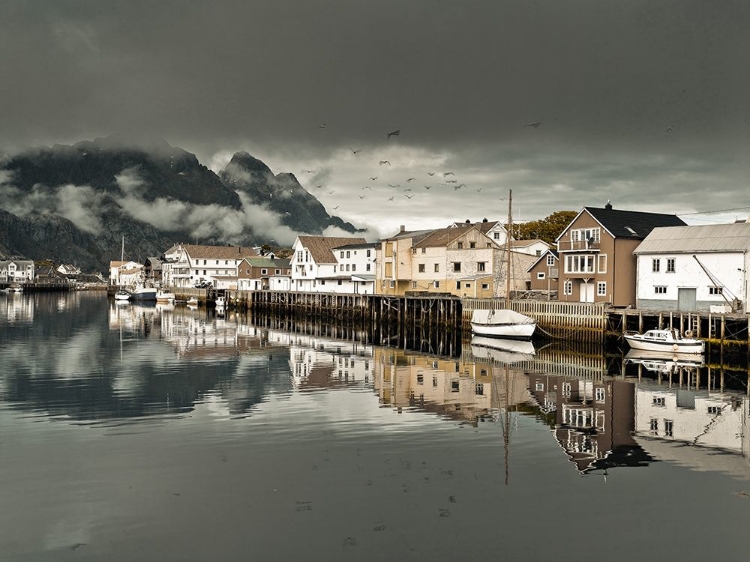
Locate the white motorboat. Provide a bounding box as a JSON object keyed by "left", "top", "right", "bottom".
{"left": 624, "top": 328, "right": 705, "bottom": 354}
{"left": 470, "top": 335, "right": 535, "bottom": 363}
{"left": 471, "top": 309, "right": 536, "bottom": 339}
{"left": 156, "top": 289, "right": 175, "bottom": 303}
{"left": 186, "top": 296, "right": 199, "bottom": 306}
{"left": 114, "top": 289, "right": 131, "bottom": 301}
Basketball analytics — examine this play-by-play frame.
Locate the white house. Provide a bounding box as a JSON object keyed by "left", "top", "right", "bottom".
{"left": 634, "top": 223, "right": 750, "bottom": 313}
{"left": 0, "top": 260, "right": 35, "bottom": 283}
{"left": 506, "top": 239, "right": 550, "bottom": 257}
{"left": 237, "top": 257, "right": 292, "bottom": 291}
{"left": 331, "top": 242, "right": 378, "bottom": 294}
{"left": 290, "top": 235, "right": 368, "bottom": 293}
{"left": 165, "top": 244, "right": 258, "bottom": 288}
{"left": 109, "top": 260, "right": 143, "bottom": 286}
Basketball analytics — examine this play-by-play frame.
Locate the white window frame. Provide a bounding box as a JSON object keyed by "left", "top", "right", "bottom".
{"left": 597, "top": 281, "right": 606, "bottom": 296}
{"left": 564, "top": 280, "right": 573, "bottom": 295}
{"left": 598, "top": 254, "right": 607, "bottom": 274}
{"left": 537, "top": 272, "right": 545, "bottom": 280}
{"left": 546, "top": 254, "right": 555, "bottom": 266}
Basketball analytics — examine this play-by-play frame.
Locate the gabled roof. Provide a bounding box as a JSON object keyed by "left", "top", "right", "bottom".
{"left": 414, "top": 226, "right": 485, "bottom": 249}
{"left": 182, "top": 244, "right": 258, "bottom": 260}
{"left": 450, "top": 220, "right": 501, "bottom": 234}
{"left": 634, "top": 223, "right": 750, "bottom": 254}
{"left": 507, "top": 239, "right": 548, "bottom": 249}
{"left": 331, "top": 241, "right": 379, "bottom": 251}
{"left": 526, "top": 249, "right": 559, "bottom": 272}
{"left": 243, "top": 257, "right": 292, "bottom": 268}
{"left": 297, "top": 236, "right": 367, "bottom": 264}
{"left": 582, "top": 206, "right": 686, "bottom": 240}
{"left": 382, "top": 228, "right": 435, "bottom": 242}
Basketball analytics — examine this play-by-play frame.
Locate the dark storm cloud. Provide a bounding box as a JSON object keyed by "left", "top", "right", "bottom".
{"left": 0, "top": 0, "right": 747, "bottom": 226}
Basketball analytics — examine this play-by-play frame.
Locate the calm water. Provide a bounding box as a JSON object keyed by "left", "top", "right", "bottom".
{"left": 1, "top": 292, "right": 749, "bottom": 561}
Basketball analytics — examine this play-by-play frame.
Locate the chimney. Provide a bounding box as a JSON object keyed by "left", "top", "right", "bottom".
{"left": 605, "top": 200, "right": 612, "bottom": 210}
{"left": 399, "top": 225, "right": 405, "bottom": 233}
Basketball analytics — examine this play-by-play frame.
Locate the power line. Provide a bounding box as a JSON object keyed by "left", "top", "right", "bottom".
{"left": 678, "top": 206, "right": 750, "bottom": 216}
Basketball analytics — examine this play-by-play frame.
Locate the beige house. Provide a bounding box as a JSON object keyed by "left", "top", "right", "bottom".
{"left": 556, "top": 203, "right": 686, "bottom": 306}
{"left": 377, "top": 226, "right": 435, "bottom": 295}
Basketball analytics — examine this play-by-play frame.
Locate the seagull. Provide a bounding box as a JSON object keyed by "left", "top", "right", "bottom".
{"left": 315, "top": 185, "right": 323, "bottom": 189}
{"left": 454, "top": 184, "right": 466, "bottom": 190}
{"left": 362, "top": 185, "right": 372, "bottom": 190}
{"left": 369, "top": 176, "right": 378, "bottom": 181}
{"left": 388, "top": 183, "right": 400, "bottom": 188}
{"left": 403, "top": 187, "right": 412, "bottom": 192}
{"left": 350, "top": 147, "right": 362, "bottom": 154}
{"left": 523, "top": 120, "right": 542, "bottom": 129}
{"left": 328, "top": 190, "right": 334, "bottom": 194}
{"left": 333, "top": 205, "right": 340, "bottom": 210}
{"left": 379, "top": 160, "right": 391, "bottom": 166}
{"left": 446, "top": 179, "right": 457, "bottom": 184}
{"left": 424, "top": 185, "right": 432, "bottom": 190}
{"left": 404, "top": 193, "right": 414, "bottom": 199}
{"left": 318, "top": 123, "right": 327, "bottom": 129}
{"left": 427, "top": 172, "right": 435, "bottom": 176}
{"left": 387, "top": 129, "right": 400, "bottom": 141}
{"left": 387, "top": 196, "right": 394, "bottom": 201}
{"left": 406, "top": 177, "right": 416, "bottom": 182}
{"left": 303, "top": 169, "right": 316, "bottom": 174}
{"left": 475, "top": 187, "right": 483, "bottom": 193}
{"left": 358, "top": 195, "right": 366, "bottom": 199}
{"left": 443, "top": 172, "right": 455, "bottom": 177}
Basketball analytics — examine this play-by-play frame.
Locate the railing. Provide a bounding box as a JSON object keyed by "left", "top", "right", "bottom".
{"left": 559, "top": 240, "right": 600, "bottom": 251}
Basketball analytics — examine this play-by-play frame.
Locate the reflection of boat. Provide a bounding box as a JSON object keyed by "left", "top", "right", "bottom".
{"left": 114, "top": 289, "right": 131, "bottom": 301}
{"left": 471, "top": 189, "right": 536, "bottom": 340}
{"left": 215, "top": 296, "right": 226, "bottom": 308}
{"left": 10, "top": 283, "right": 23, "bottom": 293}
{"left": 156, "top": 289, "right": 175, "bottom": 303}
{"left": 624, "top": 328, "right": 704, "bottom": 354}
{"left": 471, "top": 335, "right": 535, "bottom": 363}
{"left": 130, "top": 284, "right": 158, "bottom": 301}
{"left": 624, "top": 348, "right": 704, "bottom": 374}
{"left": 186, "top": 296, "right": 198, "bottom": 306}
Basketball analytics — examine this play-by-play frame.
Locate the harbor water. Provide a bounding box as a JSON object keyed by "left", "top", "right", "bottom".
{"left": 1, "top": 292, "right": 749, "bottom": 561}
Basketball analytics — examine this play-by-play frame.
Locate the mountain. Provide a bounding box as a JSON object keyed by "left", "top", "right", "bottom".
{"left": 0, "top": 135, "right": 362, "bottom": 272}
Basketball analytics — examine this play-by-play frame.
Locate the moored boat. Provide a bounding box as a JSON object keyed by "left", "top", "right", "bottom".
{"left": 114, "top": 289, "right": 131, "bottom": 301}
{"left": 156, "top": 289, "right": 175, "bottom": 303}
{"left": 624, "top": 328, "right": 704, "bottom": 354}
{"left": 186, "top": 296, "right": 199, "bottom": 306}
{"left": 471, "top": 309, "right": 536, "bottom": 340}
{"left": 130, "top": 284, "right": 158, "bottom": 301}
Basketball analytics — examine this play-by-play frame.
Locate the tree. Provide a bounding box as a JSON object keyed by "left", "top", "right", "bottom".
{"left": 515, "top": 210, "right": 577, "bottom": 245}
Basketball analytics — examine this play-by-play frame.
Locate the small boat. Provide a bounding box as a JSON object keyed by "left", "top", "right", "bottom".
{"left": 624, "top": 328, "right": 704, "bottom": 354}
{"left": 471, "top": 309, "right": 536, "bottom": 340}
{"left": 9, "top": 283, "right": 23, "bottom": 293}
{"left": 114, "top": 289, "right": 131, "bottom": 301}
{"left": 186, "top": 296, "right": 199, "bottom": 306}
{"left": 156, "top": 289, "right": 175, "bottom": 303}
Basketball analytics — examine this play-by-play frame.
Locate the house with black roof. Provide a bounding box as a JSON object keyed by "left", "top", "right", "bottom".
{"left": 555, "top": 202, "right": 686, "bottom": 306}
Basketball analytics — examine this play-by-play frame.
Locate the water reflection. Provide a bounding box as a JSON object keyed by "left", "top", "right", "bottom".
{"left": 1, "top": 292, "right": 749, "bottom": 481}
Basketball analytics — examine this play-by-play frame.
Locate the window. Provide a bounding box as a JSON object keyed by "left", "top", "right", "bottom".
{"left": 477, "top": 262, "right": 486, "bottom": 272}
{"left": 434, "top": 281, "right": 440, "bottom": 288}
{"left": 469, "top": 242, "right": 476, "bottom": 249}
{"left": 475, "top": 383, "right": 484, "bottom": 396}
{"left": 453, "top": 262, "right": 461, "bottom": 272}
{"left": 535, "top": 382, "right": 544, "bottom": 391}
{"left": 654, "top": 286, "right": 667, "bottom": 294}
{"left": 709, "top": 286, "right": 723, "bottom": 295}
{"left": 296, "top": 251, "right": 303, "bottom": 262}
{"left": 562, "top": 382, "right": 571, "bottom": 396}
{"left": 537, "top": 272, "right": 545, "bottom": 279}
{"left": 565, "top": 254, "right": 596, "bottom": 273}
{"left": 598, "top": 255, "right": 607, "bottom": 274}
{"left": 457, "top": 242, "right": 463, "bottom": 249}
{"left": 433, "top": 375, "right": 438, "bottom": 387}
{"left": 653, "top": 396, "right": 666, "bottom": 407}
{"left": 434, "top": 264, "right": 439, "bottom": 273}
{"left": 707, "top": 406, "right": 722, "bottom": 415}
{"left": 595, "top": 388, "right": 605, "bottom": 402}
{"left": 417, "top": 372, "right": 424, "bottom": 384}
{"left": 275, "top": 269, "right": 280, "bottom": 275}
{"left": 465, "top": 283, "right": 471, "bottom": 288}
{"left": 482, "top": 283, "right": 489, "bottom": 290}
{"left": 340, "top": 251, "right": 344, "bottom": 258}
{"left": 337, "top": 280, "right": 343, "bottom": 285}
{"left": 564, "top": 280, "right": 572, "bottom": 295}
{"left": 352, "top": 264, "right": 356, "bottom": 272}
{"left": 546, "top": 254, "right": 555, "bottom": 266}
{"left": 494, "top": 232, "right": 500, "bottom": 239}
{"left": 419, "top": 264, "right": 425, "bottom": 273}
{"left": 366, "top": 264, "right": 371, "bottom": 272}
{"left": 345, "top": 264, "right": 350, "bottom": 271}
{"left": 346, "top": 251, "right": 351, "bottom": 258}
{"left": 650, "top": 418, "right": 659, "bottom": 434}
{"left": 597, "top": 282, "right": 606, "bottom": 296}
{"left": 261, "top": 269, "right": 267, "bottom": 275}
{"left": 421, "top": 248, "right": 426, "bottom": 254}
{"left": 367, "top": 250, "right": 371, "bottom": 257}
{"left": 412, "top": 281, "right": 417, "bottom": 288}
{"left": 333, "top": 265, "right": 337, "bottom": 273}
{"left": 652, "top": 258, "right": 660, "bottom": 272}
{"left": 664, "top": 420, "right": 674, "bottom": 437}
{"left": 320, "top": 279, "right": 325, "bottom": 285}
{"left": 305, "top": 251, "right": 309, "bottom": 262}
{"left": 666, "top": 258, "right": 675, "bottom": 272}
{"left": 451, "top": 379, "right": 460, "bottom": 392}
{"left": 456, "top": 281, "right": 461, "bottom": 289}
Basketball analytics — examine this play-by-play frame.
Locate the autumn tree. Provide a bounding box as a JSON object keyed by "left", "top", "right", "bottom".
{"left": 511, "top": 210, "right": 578, "bottom": 245}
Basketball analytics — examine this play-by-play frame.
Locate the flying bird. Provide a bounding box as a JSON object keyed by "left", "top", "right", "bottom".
{"left": 350, "top": 147, "right": 362, "bottom": 154}
{"left": 318, "top": 123, "right": 328, "bottom": 129}
{"left": 358, "top": 195, "right": 366, "bottom": 199}
{"left": 523, "top": 121, "right": 542, "bottom": 129}
{"left": 424, "top": 185, "right": 432, "bottom": 190}
{"left": 315, "top": 185, "right": 323, "bottom": 189}
{"left": 404, "top": 193, "right": 414, "bottom": 199}
{"left": 328, "top": 190, "right": 334, "bottom": 194}
{"left": 333, "top": 205, "right": 340, "bottom": 210}
{"left": 387, "top": 196, "right": 394, "bottom": 201}
{"left": 475, "top": 188, "right": 483, "bottom": 193}
{"left": 454, "top": 184, "right": 466, "bottom": 190}
{"left": 362, "top": 185, "right": 372, "bottom": 190}
{"left": 406, "top": 177, "right": 416, "bottom": 182}
{"left": 446, "top": 179, "right": 457, "bottom": 184}
{"left": 388, "top": 183, "right": 400, "bottom": 188}
{"left": 369, "top": 176, "right": 378, "bottom": 180}
{"left": 303, "top": 169, "right": 316, "bottom": 174}
{"left": 379, "top": 160, "right": 391, "bottom": 166}
{"left": 403, "top": 188, "right": 412, "bottom": 192}
{"left": 387, "top": 129, "right": 400, "bottom": 140}
{"left": 443, "top": 172, "right": 455, "bottom": 177}
{"left": 427, "top": 172, "right": 435, "bottom": 176}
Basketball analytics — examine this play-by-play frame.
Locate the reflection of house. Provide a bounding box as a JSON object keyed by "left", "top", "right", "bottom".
{"left": 634, "top": 383, "right": 748, "bottom": 453}
{"left": 238, "top": 257, "right": 292, "bottom": 291}
{"left": 556, "top": 203, "right": 685, "bottom": 305}
{"left": 372, "top": 349, "right": 530, "bottom": 425}
{"left": 527, "top": 374, "right": 647, "bottom": 473}
{"left": 288, "top": 334, "right": 374, "bottom": 389}
{"left": 634, "top": 222, "right": 750, "bottom": 313}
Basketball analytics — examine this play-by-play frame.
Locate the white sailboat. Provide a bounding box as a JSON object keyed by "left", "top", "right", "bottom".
{"left": 471, "top": 189, "right": 536, "bottom": 340}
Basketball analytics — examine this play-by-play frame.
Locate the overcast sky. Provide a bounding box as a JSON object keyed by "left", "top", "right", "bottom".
{"left": 1, "top": 0, "right": 748, "bottom": 237}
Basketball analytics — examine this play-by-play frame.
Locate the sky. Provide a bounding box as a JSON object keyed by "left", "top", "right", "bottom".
{"left": 1, "top": 0, "right": 748, "bottom": 240}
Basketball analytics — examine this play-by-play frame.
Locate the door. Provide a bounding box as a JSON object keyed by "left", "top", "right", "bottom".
{"left": 677, "top": 288, "right": 697, "bottom": 311}
{"left": 579, "top": 281, "right": 594, "bottom": 303}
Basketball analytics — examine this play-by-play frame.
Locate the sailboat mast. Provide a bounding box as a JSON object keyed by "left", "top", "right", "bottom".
{"left": 121, "top": 236, "right": 125, "bottom": 261}
{"left": 505, "top": 189, "right": 513, "bottom": 308}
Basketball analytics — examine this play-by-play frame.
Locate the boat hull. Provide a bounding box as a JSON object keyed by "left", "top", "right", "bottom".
{"left": 130, "top": 288, "right": 158, "bottom": 301}
{"left": 470, "top": 322, "right": 536, "bottom": 340}
{"left": 624, "top": 334, "right": 704, "bottom": 354}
